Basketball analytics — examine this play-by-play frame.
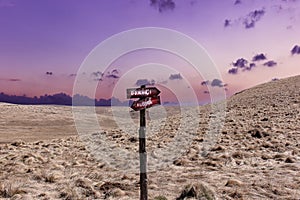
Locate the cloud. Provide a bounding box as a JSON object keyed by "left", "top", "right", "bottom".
{"left": 271, "top": 0, "right": 300, "bottom": 30}
{"left": 8, "top": 78, "right": 21, "bottom": 82}
{"left": 233, "top": 58, "right": 248, "bottom": 68}
{"left": 228, "top": 68, "right": 238, "bottom": 74}
{"left": 249, "top": 63, "right": 256, "bottom": 68}
{"left": 111, "top": 69, "right": 119, "bottom": 74}
{"left": 244, "top": 62, "right": 256, "bottom": 71}
{"left": 189, "top": 0, "right": 198, "bottom": 6}
{"left": 158, "top": 80, "right": 168, "bottom": 84}
{"left": 201, "top": 80, "right": 209, "bottom": 86}
{"left": 90, "top": 69, "right": 120, "bottom": 82}
{"left": 169, "top": 73, "right": 183, "bottom": 80}
{"left": 243, "top": 63, "right": 256, "bottom": 71}
{"left": 231, "top": 58, "right": 257, "bottom": 73}
{"left": 291, "top": 45, "right": 300, "bottom": 55}
{"left": 0, "top": 78, "right": 21, "bottom": 82}
{"left": 252, "top": 53, "right": 267, "bottom": 61}
{"left": 228, "top": 55, "right": 276, "bottom": 74}
{"left": 243, "top": 9, "right": 265, "bottom": 29}
{"left": 106, "top": 69, "right": 120, "bottom": 79}
{"left": 202, "top": 79, "right": 226, "bottom": 87}
{"left": 225, "top": 8, "right": 265, "bottom": 29}
{"left": 106, "top": 74, "right": 119, "bottom": 79}
{"left": 211, "top": 79, "right": 224, "bottom": 87}
{"left": 150, "top": 0, "right": 175, "bottom": 13}
{"left": 224, "top": 19, "right": 231, "bottom": 27}
{"left": 234, "top": 0, "right": 242, "bottom": 5}
{"left": 135, "top": 79, "right": 155, "bottom": 86}
{"left": 91, "top": 71, "right": 104, "bottom": 81}
{"left": 263, "top": 60, "right": 277, "bottom": 67}
{"left": 46, "top": 72, "right": 53, "bottom": 75}
{"left": 92, "top": 71, "right": 103, "bottom": 77}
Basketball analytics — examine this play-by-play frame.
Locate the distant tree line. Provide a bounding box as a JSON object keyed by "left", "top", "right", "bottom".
{"left": 0, "top": 92, "right": 131, "bottom": 106}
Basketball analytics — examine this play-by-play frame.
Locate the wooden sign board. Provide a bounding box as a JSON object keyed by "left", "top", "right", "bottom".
{"left": 127, "top": 87, "right": 160, "bottom": 99}
{"left": 131, "top": 96, "right": 161, "bottom": 111}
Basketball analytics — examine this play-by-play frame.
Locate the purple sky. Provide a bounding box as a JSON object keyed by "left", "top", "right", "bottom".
{"left": 1, "top": 0, "right": 300, "bottom": 103}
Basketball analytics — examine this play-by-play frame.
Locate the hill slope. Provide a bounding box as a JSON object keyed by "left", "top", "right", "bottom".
{"left": 0, "top": 75, "right": 299, "bottom": 199}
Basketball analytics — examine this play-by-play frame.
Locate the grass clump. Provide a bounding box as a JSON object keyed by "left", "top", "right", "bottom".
{"left": 176, "top": 182, "right": 215, "bottom": 200}
{"left": 0, "top": 182, "right": 27, "bottom": 198}
{"left": 153, "top": 195, "right": 168, "bottom": 200}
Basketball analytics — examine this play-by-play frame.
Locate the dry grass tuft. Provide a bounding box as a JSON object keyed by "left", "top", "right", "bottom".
{"left": 228, "top": 189, "right": 244, "bottom": 199}
{"left": 74, "top": 177, "right": 100, "bottom": 199}
{"left": 0, "top": 181, "right": 27, "bottom": 198}
{"left": 176, "top": 182, "right": 215, "bottom": 200}
{"left": 75, "top": 177, "right": 93, "bottom": 189}
{"left": 154, "top": 195, "right": 168, "bottom": 200}
{"left": 44, "top": 172, "right": 60, "bottom": 183}
{"left": 59, "top": 184, "right": 79, "bottom": 200}
{"left": 104, "top": 188, "right": 126, "bottom": 199}
{"left": 225, "top": 179, "right": 243, "bottom": 187}
{"left": 10, "top": 140, "right": 25, "bottom": 147}
{"left": 33, "top": 170, "right": 62, "bottom": 183}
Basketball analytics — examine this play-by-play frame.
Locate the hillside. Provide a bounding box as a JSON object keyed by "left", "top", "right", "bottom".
{"left": 0, "top": 75, "right": 299, "bottom": 199}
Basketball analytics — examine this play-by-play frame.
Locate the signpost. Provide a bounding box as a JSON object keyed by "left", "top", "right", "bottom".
{"left": 127, "top": 87, "right": 160, "bottom": 99}
{"left": 127, "top": 85, "right": 161, "bottom": 200}
{"left": 131, "top": 96, "right": 161, "bottom": 111}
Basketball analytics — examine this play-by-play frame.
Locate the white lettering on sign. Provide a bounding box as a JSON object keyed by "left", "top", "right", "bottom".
{"left": 136, "top": 98, "right": 152, "bottom": 107}
{"left": 131, "top": 89, "right": 151, "bottom": 97}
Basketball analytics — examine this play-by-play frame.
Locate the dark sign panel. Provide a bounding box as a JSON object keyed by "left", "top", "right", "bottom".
{"left": 131, "top": 96, "right": 161, "bottom": 111}
{"left": 127, "top": 87, "right": 160, "bottom": 99}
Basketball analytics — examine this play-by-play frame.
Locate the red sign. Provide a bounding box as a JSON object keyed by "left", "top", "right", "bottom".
{"left": 127, "top": 87, "right": 160, "bottom": 99}
{"left": 131, "top": 96, "right": 161, "bottom": 111}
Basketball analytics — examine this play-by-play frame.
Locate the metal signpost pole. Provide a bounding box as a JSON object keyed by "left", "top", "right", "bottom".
{"left": 127, "top": 85, "right": 161, "bottom": 200}
{"left": 139, "top": 85, "right": 148, "bottom": 200}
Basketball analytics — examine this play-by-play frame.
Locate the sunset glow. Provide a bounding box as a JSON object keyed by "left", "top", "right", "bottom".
{"left": 1, "top": 0, "right": 300, "bottom": 104}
